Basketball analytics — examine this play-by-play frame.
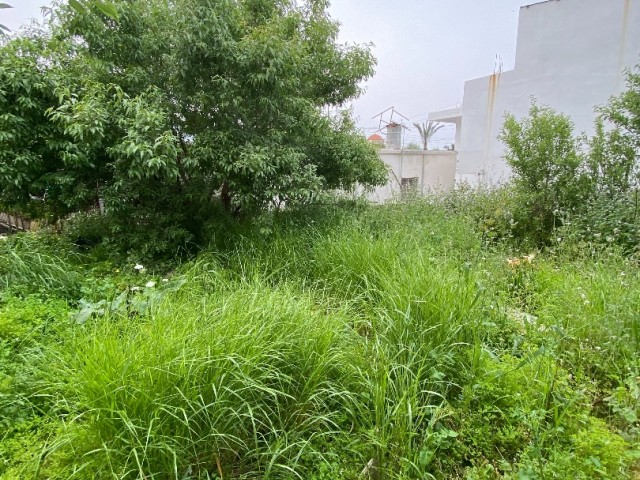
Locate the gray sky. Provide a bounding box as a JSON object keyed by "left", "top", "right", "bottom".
{"left": 329, "top": 0, "right": 534, "bottom": 146}
{"left": 3, "top": 0, "right": 536, "bottom": 146}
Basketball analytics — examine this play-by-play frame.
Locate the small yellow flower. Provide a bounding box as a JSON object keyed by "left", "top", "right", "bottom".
{"left": 507, "top": 258, "right": 521, "bottom": 268}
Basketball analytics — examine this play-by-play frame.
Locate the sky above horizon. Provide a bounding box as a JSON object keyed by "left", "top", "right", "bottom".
{"left": 3, "top": 0, "right": 537, "bottom": 147}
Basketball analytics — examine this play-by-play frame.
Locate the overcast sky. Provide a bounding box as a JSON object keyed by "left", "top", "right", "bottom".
{"left": 329, "top": 0, "right": 535, "bottom": 145}
{"left": 3, "top": 0, "right": 537, "bottom": 146}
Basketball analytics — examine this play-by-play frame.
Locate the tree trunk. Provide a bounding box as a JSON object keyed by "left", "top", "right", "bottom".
{"left": 221, "top": 181, "right": 232, "bottom": 212}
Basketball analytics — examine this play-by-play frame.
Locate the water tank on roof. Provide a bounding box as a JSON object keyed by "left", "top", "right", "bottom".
{"left": 386, "top": 122, "right": 403, "bottom": 149}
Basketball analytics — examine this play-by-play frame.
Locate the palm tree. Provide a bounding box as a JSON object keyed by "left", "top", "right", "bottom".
{"left": 0, "top": 3, "right": 12, "bottom": 36}
{"left": 413, "top": 121, "right": 445, "bottom": 151}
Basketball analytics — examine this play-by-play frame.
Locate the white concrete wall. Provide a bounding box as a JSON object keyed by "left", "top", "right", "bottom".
{"left": 368, "top": 150, "right": 456, "bottom": 202}
{"left": 456, "top": 0, "right": 640, "bottom": 185}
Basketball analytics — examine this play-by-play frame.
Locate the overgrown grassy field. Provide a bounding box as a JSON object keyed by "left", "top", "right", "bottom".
{"left": 1, "top": 196, "right": 639, "bottom": 479}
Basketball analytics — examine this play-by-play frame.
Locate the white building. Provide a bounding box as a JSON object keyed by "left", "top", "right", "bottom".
{"left": 430, "top": 0, "right": 640, "bottom": 185}
{"left": 367, "top": 149, "right": 457, "bottom": 202}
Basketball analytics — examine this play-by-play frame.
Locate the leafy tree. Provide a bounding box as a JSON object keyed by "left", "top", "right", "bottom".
{"left": 0, "top": 35, "right": 97, "bottom": 220}
{"left": 588, "top": 66, "right": 640, "bottom": 197}
{"left": 499, "top": 101, "right": 587, "bottom": 244}
{"left": 496, "top": 69, "right": 640, "bottom": 249}
{"left": 0, "top": 0, "right": 386, "bottom": 257}
{"left": 405, "top": 143, "right": 421, "bottom": 151}
{"left": 413, "top": 120, "right": 445, "bottom": 150}
{"left": 577, "top": 67, "right": 640, "bottom": 251}
{"left": 587, "top": 118, "right": 638, "bottom": 198}
{"left": 0, "top": 1, "right": 118, "bottom": 36}
{"left": 603, "top": 66, "right": 640, "bottom": 149}
{"left": 67, "top": 0, "right": 119, "bottom": 20}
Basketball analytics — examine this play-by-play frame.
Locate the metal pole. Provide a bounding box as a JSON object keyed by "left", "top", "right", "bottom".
{"left": 421, "top": 153, "right": 425, "bottom": 195}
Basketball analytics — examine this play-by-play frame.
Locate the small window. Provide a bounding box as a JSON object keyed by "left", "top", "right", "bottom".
{"left": 401, "top": 177, "right": 419, "bottom": 195}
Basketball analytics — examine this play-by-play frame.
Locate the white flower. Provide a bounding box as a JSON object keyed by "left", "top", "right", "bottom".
{"left": 162, "top": 278, "right": 169, "bottom": 283}
{"left": 145, "top": 281, "right": 156, "bottom": 288}
{"left": 134, "top": 264, "right": 144, "bottom": 271}
{"left": 130, "top": 286, "right": 141, "bottom": 291}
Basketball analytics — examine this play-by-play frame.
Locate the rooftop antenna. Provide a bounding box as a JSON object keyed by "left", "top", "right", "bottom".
{"left": 371, "top": 106, "right": 410, "bottom": 133}
{"left": 372, "top": 106, "right": 410, "bottom": 149}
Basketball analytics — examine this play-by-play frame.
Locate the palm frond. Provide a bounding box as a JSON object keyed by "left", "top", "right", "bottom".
{"left": 413, "top": 121, "right": 445, "bottom": 150}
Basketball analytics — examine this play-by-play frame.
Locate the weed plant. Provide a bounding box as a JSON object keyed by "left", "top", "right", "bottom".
{"left": 1, "top": 198, "right": 639, "bottom": 479}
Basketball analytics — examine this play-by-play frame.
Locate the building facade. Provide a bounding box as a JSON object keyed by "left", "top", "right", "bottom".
{"left": 367, "top": 150, "right": 456, "bottom": 202}
{"left": 430, "top": 0, "right": 640, "bottom": 185}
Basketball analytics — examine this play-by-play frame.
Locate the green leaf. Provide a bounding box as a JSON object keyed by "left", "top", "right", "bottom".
{"left": 68, "top": 0, "right": 86, "bottom": 14}
{"left": 95, "top": 1, "right": 119, "bottom": 20}
{"left": 74, "top": 303, "right": 95, "bottom": 324}
{"left": 514, "top": 345, "right": 546, "bottom": 370}
{"left": 588, "top": 456, "right": 602, "bottom": 469}
{"left": 110, "top": 290, "right": 128, "bottom": 312}
{"left": 623, "top": 408, "right": 638, "bottom": 424}
{"left": 418, "top": 449, "right": 432, "bottom": 467}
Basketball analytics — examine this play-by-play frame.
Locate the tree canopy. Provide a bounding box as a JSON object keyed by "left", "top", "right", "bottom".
{"left": 0, "top": 0, "right": 386, "bottom": 255}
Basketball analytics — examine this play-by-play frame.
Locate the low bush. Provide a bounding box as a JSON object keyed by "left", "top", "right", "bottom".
{"left": 497, "top": 67, "right": 640, "bottom": 251}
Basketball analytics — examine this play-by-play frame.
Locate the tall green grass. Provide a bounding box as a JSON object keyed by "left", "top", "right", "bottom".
{"left": 33, "top": 202, "right": 493, "bottom": 479}
{"left": 0, "top": 235, "right": 81, "bottom": 299}
{"left": 42, "top": 278, "right": 367, "bottom": 479}
{"left": 2, "top": 198, "right": 638, "bottom": 479}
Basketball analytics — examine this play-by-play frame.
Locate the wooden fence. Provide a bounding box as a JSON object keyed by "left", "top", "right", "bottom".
{"left": 0, "top": 213, "right": 32, "bottom": 233}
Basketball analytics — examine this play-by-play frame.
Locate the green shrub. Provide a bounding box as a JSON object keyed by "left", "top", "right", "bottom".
{"left": 63, "top": 211, "right": 113, "bottom": 250}
{"left": 517, "top": 417, "right": 634, "bottom": 479}
{"left": 499, "top": 101, "right": 588, "bottom": 246}
{"left": 441, "top": 185, "right": 520, "bottom": 247}
{"left": 569, "top": 191, "right": 640, "bottom": 254}
{"left": 526, "top": 256, "right": 640, "bottom": 385}
{"left": 497, "top": 67, "right": 640, "bottom": 252}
